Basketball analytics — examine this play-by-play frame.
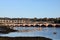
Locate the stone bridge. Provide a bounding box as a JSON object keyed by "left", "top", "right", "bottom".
{"left": 0, "top": 23, "right": 60, "bottom": 28}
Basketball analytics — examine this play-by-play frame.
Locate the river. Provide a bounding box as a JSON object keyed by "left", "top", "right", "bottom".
{"left": 0, "top": 27, "right": 60, "bottom": 40}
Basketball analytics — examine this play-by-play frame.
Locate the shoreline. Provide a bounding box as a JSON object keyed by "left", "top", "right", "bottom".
{"left": 0, "top": 37, "right": 52, "bottom": 40}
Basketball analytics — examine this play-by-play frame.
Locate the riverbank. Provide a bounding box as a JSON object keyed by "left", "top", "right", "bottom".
{"left": 0, "top": 37, "right": 52, "bottom": 40}
{"left": 0, "top": 26, "right": 17, "bottom": 34}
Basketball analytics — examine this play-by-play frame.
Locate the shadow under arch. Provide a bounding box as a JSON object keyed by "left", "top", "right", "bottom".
{"left": 15, "top": 25, "right": 19, "bottom": 27}
{"left": 10, "top": 25, "right": 14, "bottom": 27}
{"left": 48, "top": 24, "right": 53, "bottom": 27}
{"left": 20, "top": 25, "right": 23, "bottom": 27}
{"left": 35, "top": 25, "right": 40, "bottom": 27}
{"left": 30, "top": 25, "right": 34, "bottom": 27}
{"left": 55, "top": 25, "right": 60, "bottom": 27}
{"left": 41, "top": 25, "right": 46, "bottom": 27}
{"left": 25, "top": 25, "right": 29, "bottom": 27}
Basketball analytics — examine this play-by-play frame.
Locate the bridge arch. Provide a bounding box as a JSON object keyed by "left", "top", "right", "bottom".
{"left": 41, "top": 25, "right": 46, "bottom": 27}
{"left": 24, "top": 25, "right": 29, "bottom": 27}
{"left": 48, "top": 24, "right": 53, "bottom": 27}
{"left": 35, "top": 24, "right": 40, "bottom": 27}
{"left": 20, "top": 25, "right": 23, "bottom": 27}
{"left": 55, "top": 25, "right": 60, "bottom": 27}
{"left": 30, "top": 25, "right": 34, "bottom": 27}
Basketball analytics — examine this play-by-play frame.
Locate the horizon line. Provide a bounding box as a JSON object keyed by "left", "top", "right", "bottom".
{"left": 0, "top": 17, "right": 60, "bottom": 18}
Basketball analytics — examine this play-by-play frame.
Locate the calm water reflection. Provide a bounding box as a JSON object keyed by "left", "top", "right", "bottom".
{"left": 0, "top": 27, "right": 60, "bottom": 40}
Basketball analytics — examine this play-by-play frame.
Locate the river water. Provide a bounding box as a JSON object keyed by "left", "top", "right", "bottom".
{"left": 0, "top": 27, "right": 60, "bottom": 40}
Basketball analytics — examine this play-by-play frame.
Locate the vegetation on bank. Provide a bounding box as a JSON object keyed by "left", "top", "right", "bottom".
{"left": 30, "top": 17, "right": 60, "bottom": 23}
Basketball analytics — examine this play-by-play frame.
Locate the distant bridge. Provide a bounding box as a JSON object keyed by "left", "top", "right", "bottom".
{"left": 0, "top": 23, "right": 60, "bottom": 28}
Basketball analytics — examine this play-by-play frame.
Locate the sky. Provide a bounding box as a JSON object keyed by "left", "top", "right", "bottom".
{"left": 0, "top": 0, "right": 60, "bottom": 18}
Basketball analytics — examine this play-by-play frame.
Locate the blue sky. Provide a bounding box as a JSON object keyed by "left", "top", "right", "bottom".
{"left": 0, "top": 0, "right": 60, "bottom": 18}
